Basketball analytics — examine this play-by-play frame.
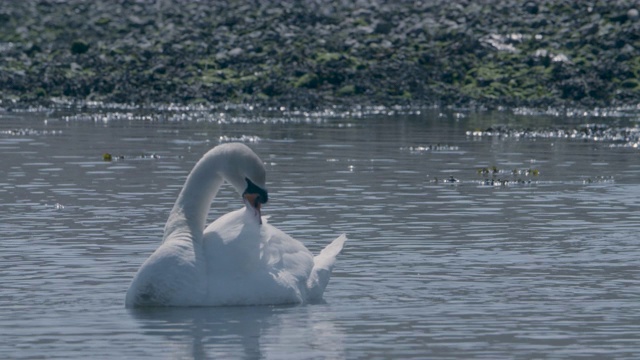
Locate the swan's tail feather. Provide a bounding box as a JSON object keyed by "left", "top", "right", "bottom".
{"left": 307, "top": 234, "right": 347, "bottom": 301}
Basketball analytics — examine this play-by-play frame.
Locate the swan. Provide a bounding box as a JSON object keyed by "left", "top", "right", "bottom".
{"left": 125, "top": 143, "right": 347, "bottom": 307}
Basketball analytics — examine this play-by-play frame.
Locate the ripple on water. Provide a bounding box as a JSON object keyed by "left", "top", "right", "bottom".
{"left": 1, "top": 110, "right": 640, "bottom": 358}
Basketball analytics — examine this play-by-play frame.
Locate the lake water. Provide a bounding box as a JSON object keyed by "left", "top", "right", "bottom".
{"left": 1, "top": 107, "right": 639, "bottom": 359}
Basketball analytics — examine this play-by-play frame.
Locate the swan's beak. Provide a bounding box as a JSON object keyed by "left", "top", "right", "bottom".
{"left": 243, "top": 192, "right": 265, "bottom": 224}
{"left": 243, "top": 178, "right": 268, "bottom": 225}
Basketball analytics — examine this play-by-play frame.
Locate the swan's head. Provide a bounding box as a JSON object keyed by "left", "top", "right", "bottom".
{"left": 242, "top": 177, "right": 268, "bottom": 221}
{"left": 220, "top": 143, "right": 269, "bottom": 223}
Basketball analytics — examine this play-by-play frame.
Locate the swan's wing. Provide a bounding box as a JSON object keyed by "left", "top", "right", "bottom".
{"left": 307, "top": 234, "right": 347, "bottom": 301}
{"left": 202, "top": 208, "right": 316, "bottom": 304}
{"left": 259, "top": 225, "right": 318, "bottom": 303}
{"left": 261, "top": 224, "right": 315, "bottom": 280}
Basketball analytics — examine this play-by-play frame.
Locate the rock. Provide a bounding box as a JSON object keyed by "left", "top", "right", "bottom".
{"left": 523, "top": 2, "right": 538, "bottom": 14}
{"left": 374, "top": 21, "right": 393, "bottom": 34}
{"left": 70, "top": 40, "right": 90, "bottom": 54}
{"left": 228, "top": 47, "right": 243, "bottom": 57}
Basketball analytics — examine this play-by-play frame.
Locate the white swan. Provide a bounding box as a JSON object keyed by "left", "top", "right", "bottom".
{"left": 125, "top": 143, "right": 347, "bottom": 307}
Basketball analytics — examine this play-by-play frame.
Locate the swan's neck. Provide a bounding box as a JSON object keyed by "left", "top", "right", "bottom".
{"left": 163, "top": 152, "right": 225, "bottom": 242}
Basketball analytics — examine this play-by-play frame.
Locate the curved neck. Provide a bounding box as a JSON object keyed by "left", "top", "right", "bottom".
{"left": 163, "top": 152, "right": 225, "bottom": 243}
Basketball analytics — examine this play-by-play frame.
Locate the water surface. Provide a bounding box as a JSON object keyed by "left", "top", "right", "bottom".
{"left": 1, "top": 108, "right": 639, "bottom": 359}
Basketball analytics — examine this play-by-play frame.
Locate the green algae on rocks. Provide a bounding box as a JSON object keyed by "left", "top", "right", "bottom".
{"left": 0, "top": 0, "right": 639, "bottom": 109}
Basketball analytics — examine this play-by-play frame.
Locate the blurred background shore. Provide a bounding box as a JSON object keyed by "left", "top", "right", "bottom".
{"left": 1, "top": 0, "right": 639, "bottom": 110}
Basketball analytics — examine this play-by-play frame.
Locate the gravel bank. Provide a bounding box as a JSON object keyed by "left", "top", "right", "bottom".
{"left": 1, "top": 0, "right": 639, "bottom": 109}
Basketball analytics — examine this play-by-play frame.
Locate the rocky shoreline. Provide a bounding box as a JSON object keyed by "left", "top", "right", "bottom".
{"left": 1, "top": 0, "right": 639, "bottom": 110}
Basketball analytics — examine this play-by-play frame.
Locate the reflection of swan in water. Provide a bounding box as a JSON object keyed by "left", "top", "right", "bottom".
{"left": 129, "top": 306, "right": 273, "bottom": 359}
{"left": 126, "top": 143, "right": 347, "bottom": 307}
{"left": 129, "top": 305, "right": 346, "bottom": 359}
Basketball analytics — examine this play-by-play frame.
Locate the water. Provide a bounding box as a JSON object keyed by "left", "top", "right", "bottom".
{"left": 1, "top": 108, "right": 640, "bottom": 359}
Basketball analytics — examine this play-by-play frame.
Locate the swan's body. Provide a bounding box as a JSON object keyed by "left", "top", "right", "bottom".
{"left": 125, "top": 143, "right": 346, "bottom": 307}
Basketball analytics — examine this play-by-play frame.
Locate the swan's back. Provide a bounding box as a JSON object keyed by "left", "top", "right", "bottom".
{"left": 202, "top": 207, "right": 315, "bottom": 305}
